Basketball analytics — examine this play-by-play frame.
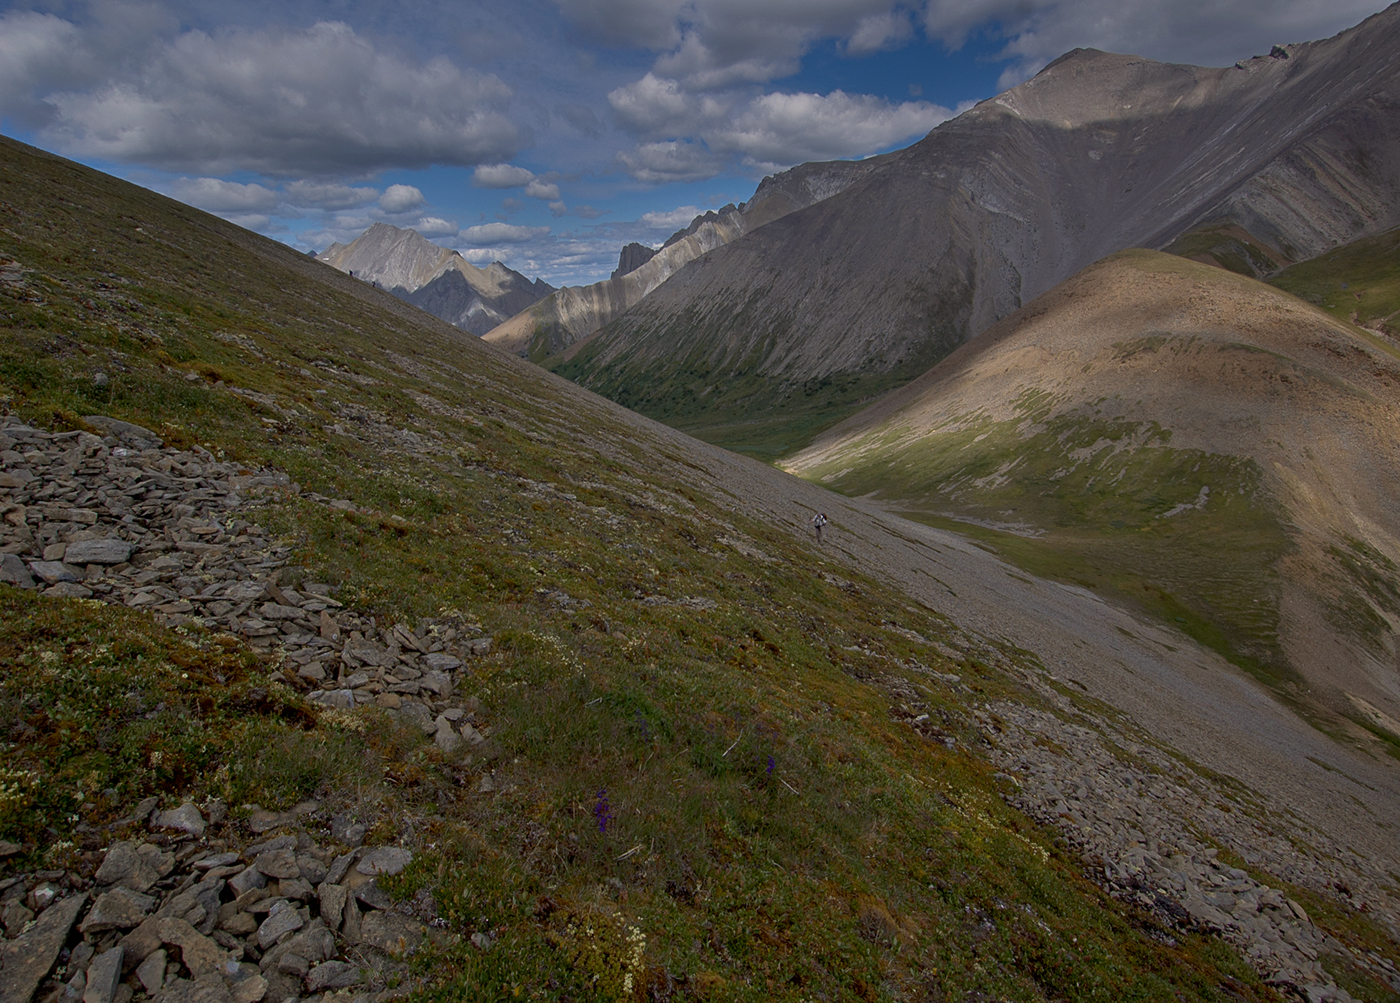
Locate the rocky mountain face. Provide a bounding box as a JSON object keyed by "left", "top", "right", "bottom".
{"left": 556, "top": 4, "right": 1400, "bottom": 455}
{"left": 481, "top": 157, "right": 882, "bottom": 361}
{"left": 317, "top": 224, "right": 552, "bottom": 336}
{"left": 783, "top": 249, "right": 1400, "bottom": 733}
{"left": 610, "top": 243, "right": 657, "bottom": 280}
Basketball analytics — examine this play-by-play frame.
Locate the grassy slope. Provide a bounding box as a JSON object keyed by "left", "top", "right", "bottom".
{"left": 1268, "top": 224, "right": 1400, "bottom": 337}
{"left": 0, "top": 136, "right": 1297, "bottom": 1002}
{"left": 547, "top": 321, "right": 955, "bottom": 463}
{"left": 785, "top": 251, "right": 1400, "bottom": 729}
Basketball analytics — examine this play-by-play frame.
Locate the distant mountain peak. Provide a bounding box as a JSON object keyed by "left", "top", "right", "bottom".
{"left": 317, "top": 223, "right": 553, "bottom": 336}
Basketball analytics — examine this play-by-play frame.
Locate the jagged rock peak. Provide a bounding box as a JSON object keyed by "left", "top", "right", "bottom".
{"left": 611, "top": 243, "right": 658, "bottom": 280}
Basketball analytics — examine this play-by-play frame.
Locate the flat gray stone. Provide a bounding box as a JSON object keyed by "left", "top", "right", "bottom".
{"left": 81, "top": 888, "right": 156, "bottom": 933}
{"left": 82, "top": 946, "right": 124, "bottom": 1003}
{"left": 356, "top": 846, "right": 411, "bottom": 877}
{"left": 252, "top": 849, "right": 298, "bottom": 880}
{"left": 256, "top": 603, "right": 301, "bottom": 620}
{"left": 28, "top": 560, "right": 78, "bottom": 584}
{"left": 304, "top": 961, "right": 361, "bottom": 993}
{"left": 434, "top": 725, "right": 462, "bottom": 755}
{"left": 192, "top": 852, "right": 239, "bottom": 871}
{"left": 421, "top": 652, "right": 461, "bottom": 672}
{"left": 95, "top": 842, "right": 168, "bottom": 892}
{"left": 256, "top": 902, "right": 303, "bottom": 950}
{"left": 155, "top": 918, "right": 225, "bottom": 977}
{"left": 420, "top": 670, "right": 452, "bottom": 696}
{"left": 151, "top": 803, "right": 205, "bottom": 837}
{"left": 307, "top": 689, "right": 354, "bottom": 711}
{"left": 0, "top": 892, "right": 86, "bottom": 1003}
{"left": 317, "top": 884, "right": 347, "bottom": 933}
{"left": 82, "top": 416, "right": 162, "bottom": 446}
{"left": 44, "top": 582, "right": 93, "bottom": 599}
{"left": 0, "top": 553, "right": 35, "bottom": 589}
{"left": 135, "top": 950, "right": 166, "bottom": 996}
{"left": 226, "top": 973, "right": 266, "bottom": 1003}
{"left": 222, "top": 582, "right": 266, "bottom": 602}
{"left": 226, "top": 867, "right": 265, "bottom": 897}
{"left": 64, "top": 539, "right": 132, "bottom": 565}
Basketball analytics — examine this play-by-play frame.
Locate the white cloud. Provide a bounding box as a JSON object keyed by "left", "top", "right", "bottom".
{"left": 379, "top": 184, "right": 426, "bottom": 213}
{"left": 415, "top": 216, "right": 459, "bottom": 236}
{"left": 524, "top": 178, "right": 561, "bottom": 200}
{"left": 639, "top": 205, "right": 701, "bottom": 229}
{"left": 33, "top": 20, "right": 519, "bottom": 174}
{"left": 549, "top": 200, "right": 569, "bottom": 217}
{"left": 460, "top": 223, "right": 551, "bottom": 244}
{"left": 283, "top": 180, "right": 379, "bottom": 210}
{"left": 845, "top": 11, "right": 914, "bottom": 54}
{"left": 169, "top": 177, "right": 278, "bottom": 213}
{"left": 617, "top": 140, "right": 726, "bottom": 183}
{"left": 0, "top": 11, "right": 83, "bottom": 126}
{"left": 712, "top": 90, "right": 948, "bottom": 167}
{"left": 473, "top": 163, "right": 536, "bottom": 188}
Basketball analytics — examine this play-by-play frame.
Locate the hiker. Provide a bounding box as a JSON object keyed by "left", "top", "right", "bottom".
{"left": 812, "top": 511, "right": 828, "bottom": 543}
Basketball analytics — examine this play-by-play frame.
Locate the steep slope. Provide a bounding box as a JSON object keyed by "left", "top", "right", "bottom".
{"left": 555, "top": 5, "right": 1400, "bottom": 457}
{"left": 482, "top": 156, "right": 882, "bottom": 361}
{"left": 1269, "top": 222, "right": 1400, "bottom": 336}
{"left": 4, "top": 136, "right": 1400, "bottom": 1000}
{"left": 784, "top": 249, "right": 1400, "bottom": 734}
{"left": 317, "top": 222, "right": 552, "bottom": 335}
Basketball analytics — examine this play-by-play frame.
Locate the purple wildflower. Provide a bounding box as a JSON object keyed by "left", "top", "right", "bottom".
{"left": 766, "top": 755, "right": 775, "bottom": 775}
{"left": 594, "top": 788, "right": 614, "bottom": 833}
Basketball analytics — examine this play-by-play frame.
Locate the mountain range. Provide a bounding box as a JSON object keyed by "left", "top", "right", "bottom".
{"left": 480, "top": 156, "right": 882, "bottom": 361}
{"left": 544, "top": 4, "right": 1400, "bottom": 456}
{"left": 317, "top": 223, "right": 554, "bottom": 336}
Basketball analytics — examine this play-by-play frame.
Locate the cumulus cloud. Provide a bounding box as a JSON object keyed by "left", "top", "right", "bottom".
{"left": 638, "top": 205, "right": 702, "bottom": 229}
{"left": 617, "top": 140, "right": 726, "bottom": 183}
{"left": 414, "top": 216, "right": 459, "bottom": 236}
{"left": 169, "top": 177, "right": 278, "bottom": 213}
{"left": 283, "top": 181, "right": 379, "bottom": 210}
{"left": 523, "top": 178, "right": 561, "bottom": 200}
{"left": 460, "top": 222, "right": 551, "bottom": 244}
{"left": 473, "top": 163, "right": 537, "bottom": 188}
{"left": 379, "top": 184, "right": 426, "bottom": 213}
{"left": 28, "top": 20, "right": 519, "bottom": 174}
{"left": 712, "top": 90, "right": 948, "bottom": 167}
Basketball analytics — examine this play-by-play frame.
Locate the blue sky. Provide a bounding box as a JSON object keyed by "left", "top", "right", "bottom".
{"left": 1, "top": 0, "right": 1389, "bottom": 286}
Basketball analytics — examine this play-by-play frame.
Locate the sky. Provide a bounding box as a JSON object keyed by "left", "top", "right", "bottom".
{"left": 1, "top": 0, "right": 1391, "bottom": 287}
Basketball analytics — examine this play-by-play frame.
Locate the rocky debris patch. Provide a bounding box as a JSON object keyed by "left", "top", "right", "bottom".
{"left": 979, "top": 697, "right": 1400, "bottom": 1002}
{"left": 0, "top": 802, "right": 443, "bottom": 1003}
{"left": 854, "top": 633, "right": 1400, "bottom": 1000}
{"left": 0, "top": 414, "right": 494, "bottom": 740}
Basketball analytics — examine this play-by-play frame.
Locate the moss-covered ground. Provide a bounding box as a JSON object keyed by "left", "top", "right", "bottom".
{"left": 0, "top": 133, "right": 1342, "bottom": 999}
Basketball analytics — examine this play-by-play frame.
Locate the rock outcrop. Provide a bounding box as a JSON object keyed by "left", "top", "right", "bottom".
{"left": 609, "top": 243, "right": 657, "bottom": 280}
